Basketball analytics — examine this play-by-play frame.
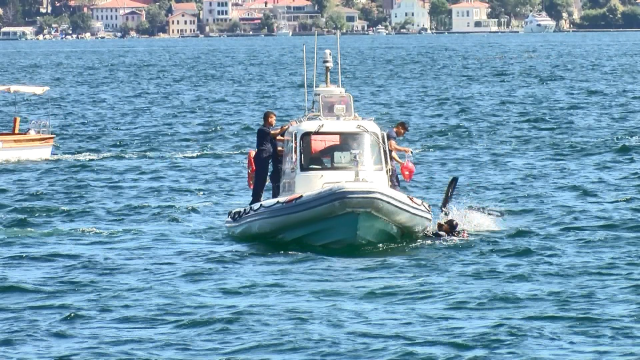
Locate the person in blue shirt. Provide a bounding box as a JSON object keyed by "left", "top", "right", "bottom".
{"left": 386, "top": 122, "right": 412, "bottom": 191}
{"left": 251, "top": 111, "right": 290, "bottom": 205}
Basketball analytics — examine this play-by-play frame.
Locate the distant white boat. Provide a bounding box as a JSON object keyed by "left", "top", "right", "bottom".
{"left": 374, "top": 25, "right": 387, "bottom": 35}
{"left": 276, "top": 7, "right": 292, "bottom": 36}
{"left": 524, "top": 12, "right": 556, "bottom": 33}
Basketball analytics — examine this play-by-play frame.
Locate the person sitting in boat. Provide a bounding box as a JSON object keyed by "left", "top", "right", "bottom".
{"left": 386, "top": 122, "right": 412, "bottom": 191}
{"left": 250, "top": 111, "right": 290, "bottom": 205}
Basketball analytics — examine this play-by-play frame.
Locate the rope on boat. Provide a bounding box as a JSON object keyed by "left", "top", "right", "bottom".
{"left": 228, "top": 194, "right": 304, "bottom": 222}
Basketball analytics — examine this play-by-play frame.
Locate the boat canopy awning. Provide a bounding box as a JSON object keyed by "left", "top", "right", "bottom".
{"left": 0, "top": 86, "right": 50, "bottom": 95}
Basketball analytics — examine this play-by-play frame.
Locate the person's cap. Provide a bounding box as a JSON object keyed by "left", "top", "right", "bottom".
{"left": 397, "top": 121, "right": 409, "bottom": 132}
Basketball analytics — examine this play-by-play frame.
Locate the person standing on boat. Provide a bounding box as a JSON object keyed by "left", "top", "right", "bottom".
{"left": 251, "top": 111, "right": 290, "bottom": 205}
{"left": 386, "top": 122, "right": 412, "bottom": 191}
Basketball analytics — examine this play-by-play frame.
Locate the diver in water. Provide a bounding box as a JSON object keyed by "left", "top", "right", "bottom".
{"left": 426, "top": 219, "right": 468, "bottom": 238}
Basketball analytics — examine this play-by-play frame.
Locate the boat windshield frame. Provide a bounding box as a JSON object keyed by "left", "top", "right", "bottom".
{"left": 298, "top": 131, "right": 384, "bottom": 172}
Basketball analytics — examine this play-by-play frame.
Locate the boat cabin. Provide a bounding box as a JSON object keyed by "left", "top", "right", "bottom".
{"left": 278, "top": 90, "right": 391, "bottom": 196}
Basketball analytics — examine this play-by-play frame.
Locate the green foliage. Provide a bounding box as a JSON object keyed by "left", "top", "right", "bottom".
{"left": 543, "top": 0, "right": 572, "bottom": 22}
{"left": 227, "top": 19, "right": 241, "bottom": 32}
{"left": 39, "top": 14, "right": 55, "bottom": 31}
{"left": 312, "top": 16, "right": 324, "bottom": 29}
{"left": 1, "top": 0, "right": 23, "bottom": 25}
{"left": 604, "top": 0, "right": 622, "bottom": 24}
{"left": 146, "top": 4, "right": 166, "bottom": 35}
{"left": 260, "top": 11, "right": 275, "bottom": 33}
{"left": 136, "top": 20, "right": 152, "bottom": 35}
{"left": 157, "top": 0, "right": 171, "bottom": 13}
{"left": 56, "top": 13, "right": 69, "bottom": 25}
{"left": 359, "top": 3, "right": 386, "bottom": 27}
{"left": 70, "top": 12, "right": 92, "bottom": 33}
{"left": 396, "top": 16, "right": 414, "bottom": 30}
{"left": 620, "top": 6, "right": 640, "bottom": 27}
{"left": 578, "top": 7, "right": 607, "bottom": 27}
{"left": 298, "top": 19, "right": 313, "bottom": 31}
{"left": 342, "top": 0, "right": 356, "bottom": 8}
{"left": 429, "top": 0, "right": 450, "bottom": 18}
{"left": 312, "top": 0, "right": 332, "bottom": 16}
{"left": 120, "top": 22, "right": 133, "bottom": 34}
{"left": 325, "top": 10, "right": 347, "bottom": 30}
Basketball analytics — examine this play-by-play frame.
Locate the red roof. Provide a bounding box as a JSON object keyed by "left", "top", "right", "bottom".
{"left": 450, "top": 0, "right": 489, "bottom": 7}
{"left": 92, "top": 0, "right": 149, "bottom": 8}
{"left": 168, "top": 11, "right": 197, "bottom": 18}
{"left": 173, "top": 2, "right": 197, "bottom": 11}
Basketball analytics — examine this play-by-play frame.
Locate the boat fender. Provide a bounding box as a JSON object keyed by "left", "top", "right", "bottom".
{"left": 247, "top": 150, "right": 256, "bottom": 189}
{"left": 284, "top": 194, "right": 303, "bottom": 204}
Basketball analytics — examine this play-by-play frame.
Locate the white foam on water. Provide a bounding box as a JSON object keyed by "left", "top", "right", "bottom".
{"left": 438, "top": 205, "right": 502, "bottom": 233}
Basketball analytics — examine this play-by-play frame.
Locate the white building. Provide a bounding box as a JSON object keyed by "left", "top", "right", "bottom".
{"left": 172, "top": 2, "right": 199, "bottom": 16}
{"left": 450, "top": 0, "right": 497, "bottom": 32}
{"left": 202, "top": 0, "right": 232, "bottom": 25}
{"left": 168, "top": 11, "right": 198, "bottom": 36}
{"left": 391, "top": 0, "right": 430, "bottom": 30}
{"left": 91, "top": 0, "right": 148, "bottom": 30}
{"left": 122, "top": 10, "right": 145, "bottom": 28}
{"left": 334, "top": 6, "right": 368, "bottom": 32}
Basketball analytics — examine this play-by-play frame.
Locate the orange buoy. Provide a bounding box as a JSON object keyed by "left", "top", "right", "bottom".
{"left": 247, "top": 150, "right": 256, "bottom": 189}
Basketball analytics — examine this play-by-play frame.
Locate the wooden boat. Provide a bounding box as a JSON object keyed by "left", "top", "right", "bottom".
{"left": 0, "top": 86, "right": 55, "bottom": 161}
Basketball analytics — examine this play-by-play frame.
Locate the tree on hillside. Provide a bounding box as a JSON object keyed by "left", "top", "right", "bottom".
{"left": 260, "top": 11, "right": 276, "bottom": 33}
{"left": 70, "top": 12, "right": 92, "bottom": 33}
{"left": 605, "top": 0, "right": 623, "bottom": 25}
{"left": 136, "top": 20, "right": 151, "bottom": 35}
{"left": 120, "top": 22, "right": 133, "bottom": 37}
{"left": 429, "top": 0, "right": 449, "bottom": 29}
{"left": 312, "top": 0, "right": 332, "bottom": 16}
{"left": 157, "top": 0, "right": 171, "bottom": 13}
{"left": 342, "top": 0, "right": 356, "bottom": 8}
{"left": 542, "top": 0, "right": 571, "bottom": 23}
{"left": 56, "top": 13, "right": 69, "bottom": 25}
{"left": 39, "top": 14, "right": 55, "bottom": 32}
{"left": 1, "top": 0, "right": 23, "bottom": 26}
{"left": 146, "top": 4, "right": 166, "bottom": 35}
{"left": 325, "top": 10, "right": 347, "bottom": 30}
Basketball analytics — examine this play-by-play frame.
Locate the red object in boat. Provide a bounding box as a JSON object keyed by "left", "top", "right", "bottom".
{"left": 247, "top": 150, "right": 256, "bottom": 189}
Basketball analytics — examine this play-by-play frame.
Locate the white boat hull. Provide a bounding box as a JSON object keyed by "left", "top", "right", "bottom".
{"left": 226, "top": 183, "right": 432, "bottom": 247}
{"left": 524, "top": 24, "right": 555, "bottom": 33}
{"left": 276, "top": 30, "right": 292, "bottom": 36}
{"left": 0, "top": 144, "right": 53, "bottom": 161}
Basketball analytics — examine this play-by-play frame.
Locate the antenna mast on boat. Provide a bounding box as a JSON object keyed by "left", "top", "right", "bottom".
{"left": 312, "top": 31, "right": 318, "bottom": 111}
{"left": 303, "top": 44, "right": 308, "bottom": 114}
{"left": 323, "top": 49, "right": 333, "bottom": 86}
{"left": 337, "top": 31, "right": 342, "bottom": 89}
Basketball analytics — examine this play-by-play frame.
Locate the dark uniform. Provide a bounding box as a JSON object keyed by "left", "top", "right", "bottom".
{"left": 251, "top": 125, "right": 277, "bottom": 205}
{"left": 386, "top": 128, "right": 401, "bottom": 191}
{"left": 270, "top": 141, "right": 282, "bottom": 199}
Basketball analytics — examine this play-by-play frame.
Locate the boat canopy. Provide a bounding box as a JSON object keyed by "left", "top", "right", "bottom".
{"left": 0, "top": 86, "right": 50, "bottom": 95}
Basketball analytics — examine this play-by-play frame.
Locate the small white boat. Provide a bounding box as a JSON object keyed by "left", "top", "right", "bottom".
{"left": 374, "top": 25, "right": 388, "bottom": 35}
{"left": 0, "top": 86, "right": 55, "bottom": 162}
{"left": 276, "top": 8, "right": 292, "bottom": 36}
{"left": 524, "top": 12, "right": 556, "bottom": 33}
{"left": 226, "top": 34, "right": 432, "bottom": 247}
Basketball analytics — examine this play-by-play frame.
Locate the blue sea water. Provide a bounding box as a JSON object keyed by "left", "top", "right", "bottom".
{"left": 1, "top": 33, "right": 639, "bottom": 358}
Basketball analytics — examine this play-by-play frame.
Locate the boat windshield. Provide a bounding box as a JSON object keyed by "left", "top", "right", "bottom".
{"left": 320, "top": 94, "right": 354, "bottom": 118}
{"left": 300, "top": 132, "right": 383, "bottom": 171}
